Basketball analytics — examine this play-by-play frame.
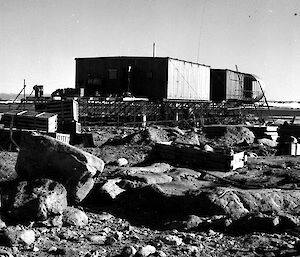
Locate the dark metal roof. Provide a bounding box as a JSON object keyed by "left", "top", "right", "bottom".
{"left": 211, "top": 68, "right": 254, "bottom": 77}
{"left": 74, "top": 56, "right": 210, "bottom": 68}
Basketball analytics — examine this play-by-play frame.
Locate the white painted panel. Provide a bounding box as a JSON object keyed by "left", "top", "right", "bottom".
{"left": 167, "top": 59, "right": 210, "bottom": 101}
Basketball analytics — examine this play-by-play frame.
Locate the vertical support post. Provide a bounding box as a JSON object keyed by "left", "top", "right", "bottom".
{"left": 142, "top": 114, "right": 147, "bottom": 127}
{"left": 175, "top": 112, "right": 179, "bottom": 126}
{"left": 153, "top": 42, "right": 156, "bottom": 57}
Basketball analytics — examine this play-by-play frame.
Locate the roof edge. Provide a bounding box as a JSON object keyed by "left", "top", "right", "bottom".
{"left": 74, "top": 56, "right": 211, "bottom": 67}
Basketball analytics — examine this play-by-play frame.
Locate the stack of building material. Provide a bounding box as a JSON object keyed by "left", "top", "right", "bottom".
{"left": 154, "top": 142, "right": 246, "bottom": 171}
{"left": 35, "top": 99, "right": 80, "bottom": 134}
{"left": 0, "top": 110, "right": 57, "bottom": 133}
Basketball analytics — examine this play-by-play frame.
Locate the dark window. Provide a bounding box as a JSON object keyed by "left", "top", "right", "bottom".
{"left": 108, "top": 69, "right": 118, "bottom": 79}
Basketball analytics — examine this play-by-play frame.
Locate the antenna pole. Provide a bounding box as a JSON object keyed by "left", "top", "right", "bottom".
{"left": 23, "top": 79, "right": 26, "bottom": 110}
{"left": 153, "top": 42, "right": 156, "bottom": 57}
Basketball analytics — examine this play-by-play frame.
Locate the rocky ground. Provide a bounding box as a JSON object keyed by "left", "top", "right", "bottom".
{"left": 1, "top": 125, "right": 300, "bottom": 256}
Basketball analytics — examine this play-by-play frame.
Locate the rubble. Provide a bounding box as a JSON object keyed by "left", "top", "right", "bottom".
{"left": 1, "top": 124, "right": 300, "bottom": 256}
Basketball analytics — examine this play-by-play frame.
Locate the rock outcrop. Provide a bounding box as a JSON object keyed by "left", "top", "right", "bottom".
{"left": 15, "top": 132, "right": 105, "bottom": 203}
{"left": 1, "top": 179, "right": 67, "bottom": 221}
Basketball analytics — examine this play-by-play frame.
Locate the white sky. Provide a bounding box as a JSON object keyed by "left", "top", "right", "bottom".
{"left": 0, "top": 0, "right": 299, "bottom": 100}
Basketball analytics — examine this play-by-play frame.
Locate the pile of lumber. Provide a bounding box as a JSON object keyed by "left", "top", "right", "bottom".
{"left": 35, "top": 99, "right": 78, "bottom": 122}
{"left": 35, "top": 99, "right": 80, "bottom": 134}
{"left": 0, "top": 110, "right": 57, "bottom": 133}
{"left": 154, "top": 142, "right": 246, "bottom": 171}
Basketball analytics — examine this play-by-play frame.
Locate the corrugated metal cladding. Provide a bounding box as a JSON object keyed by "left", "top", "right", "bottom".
{"left": 167, "top": 59, "right": 210, "bottom": 101}
{"left": 226, "top": 70, "right": 244, "bottom": 100}
{"left": 75, "top": 56, "right": 210, "bottom": 101}
{"left": 210, "top": 69, "right": 260, "bottom": 102}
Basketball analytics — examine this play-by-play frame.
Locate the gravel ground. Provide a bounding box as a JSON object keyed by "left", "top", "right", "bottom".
{"left": 1, "top": 126, "right": 300, "bottom": 256}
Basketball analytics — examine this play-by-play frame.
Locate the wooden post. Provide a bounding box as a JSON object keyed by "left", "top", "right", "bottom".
{"left": 142, "top": 114, "right": 147, "bottom": 127}
{"left": 175, "top": 112, "right": 179, "bottom": 126}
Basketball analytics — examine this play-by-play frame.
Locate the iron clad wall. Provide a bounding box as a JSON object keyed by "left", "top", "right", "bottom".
{"left": 226, "top": 70, "right": 244, "bottom": 101}
{"left": 75, "top": 57, "right": 210, "bottom": 100}
{"left": 167, "top": 58, "right": 210, "bottom": 101}
{"left": 75, "top": 57, "right": 168, "bottom": 98}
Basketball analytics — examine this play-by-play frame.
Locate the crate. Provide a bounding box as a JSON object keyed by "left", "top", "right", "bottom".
{"left": 154, "top": 142, "right": 246, "bottom": 171}
{"left": 57, "top": 121, "right": 81, "bottom": 134}
{"left": 0, "top": 111, "right": 57, "bottom": 133}
{"left": 35, "top": 99, "right": 79, "bottom": 122}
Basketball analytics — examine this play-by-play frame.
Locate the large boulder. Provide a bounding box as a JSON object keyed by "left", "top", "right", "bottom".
{"left": 62, "top": 207, "right": 88, "bottom": 227}
{"left": 1, "top": 179, "right": 67, "bottom": 221}
{"left": 120, "top": 183, "right": 300, "bottom": 223}
{"left": 15, "top": 132, "right": 105, "bottom": 203}
{"left": 201, "top": 187, "right": 300, "bottom": 219}
{"left": 224, "top": 126, "right": 255, "bottom": 146}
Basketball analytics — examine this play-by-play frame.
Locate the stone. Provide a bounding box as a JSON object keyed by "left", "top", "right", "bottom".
{"left": 2, "top": 179, "right": 67, "bottom": 221}
{"left": 258, "top": 138, "right": 278, "bottom": 148}
{"left": 123, "top": 172, "right": 173, "bottom": 185}
{"left": 201, "top": 187, "right": 300, "bottom": 219}
{"left": 100, "top": 179, "right": 126, "bottom": 199}
{"left": 204, "top": 144, "right": 214, "bottom": 152}
{"left": 105, "top": 236, "right": 117, "bottom": 245}
{"left": 0, "top": 218, "right": 7, "bottom": 229}
{"left": 228, "top": 213, "right": 282, "bottom": 233}
{"left": 115, "top": 163, "right": 173, "bottom": 175}
{"left": 86, "top": 234, "right": 107, "bottom": 244}
{"left": 0, "top": 227, "right": 35, "bottom": 246}
{"left": 15, "top": 132, "right": 105, "bottom": 203}
{"left": 58, "top": 230, "right": 78, "bottom": 240}
{"left": 155, "top": 250, "right": 167, "bottom": 257}
{"left": 161, "top": 235, "right": 183, "bottom": 246}
{"left": 145, "top": 126, "right": 169, "bottom": 143}
{"left": 136, "top": 245, "right": 156, "bottom": 257}
{"left": 114, "top": 231, "right": 123, "bottom": 241}
{"left": 0, "top": 249, "right": 13, "bottom": 257}
{"left": 62, "top": 207, "right": 88, "bottom": 227}
{"left": 174, "top": 131, "right": 200, "bottom": 145}
{"left": 97, "top": 212, "right": 114, "bottom": 221}
{"left": 32, "top": 246, "right": 39, "bottom": 252}
{"left": 102, "top": 227, "right": 111, "bottom": 234}
{"left": 121, "top": 183, "right": 300, "bottom": 225}
{"left": 167, "top": 168, "right": 202, "bottom": 182}
{"left": 183, "top": 215, "right": 202, "bottom": 230}
{"left": 85, "top": 250, "right": 101, "bottom": 257}
{"left": 37, "top": 215, "right": 63, "bottom": 227}
{"left": 19, "top": 230, "right": 35, "bottom": 245}
{"left": 224, "top": 126, "right": 255, "bottom": 146}
{"left": 48, "top": 246, "right": 67, "bottom": 255}
{"left": 185, "top": 245, "right": 200, "bottom": 255}
{"left": 120, "top": 245, "right": 137, "bottom": 257}
{"left": 116, "top": 158, "right": 129, "bottom": 166}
